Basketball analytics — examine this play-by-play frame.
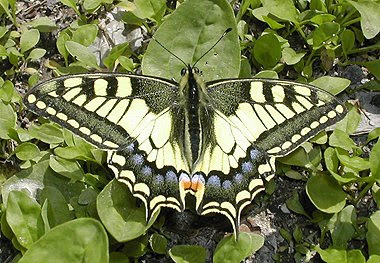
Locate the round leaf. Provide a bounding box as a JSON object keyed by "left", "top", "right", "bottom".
{"left": 96, "top": 180, "right": 158, "bottom": 242}
{"left": 260, "top": 0, "right": 298, "bottom": 23}
{"left": 213, "top": 232, "right": 264, "bottom": 263}
{"left": 347, "top": 0, "right": 380, "bottom": 39}
{"left": 20, "top": 29, "right": 40, "bottom": 53}
{"left": 253, "top": 33, "right": 281, "bottom": 68}
{"left": 142, "top": 0, "right": 240, "bottom": 82}
{"left": 306, "top": 175, "right": 346, "bottom": 213}
{"left": 310, "top": 76, "right": 350, "bottom": 95}
{"left": 18, "top": 218, "right": 108, "bottom": 263}
{"left": 14, "top": 142, "right": 40, "bottom": 161}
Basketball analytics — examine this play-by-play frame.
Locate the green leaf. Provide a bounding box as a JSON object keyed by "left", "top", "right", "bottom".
{"left": 27, "top": 48, "right": 46, "bottom": 61}
{"left": 312, "top": 22, "right": 340, "bottom": 49}
{"left": 286, "top": 190, "right": 309, "bottom": 217}
{"left": 28, "top": 123, "right": 64, "bottom": 144}
{"left": 72, "top": 24, "right": 98, "bottom": 47}
{"left": 341, "top": 29, "right": 355, "bottom": 56}
{"left": 306, "top": 175, "right": 346, "bottom": 213}
{"left": 49, "top": 156, "right": 85, "bottom": 181}
{"left": 324, "top": 147, "right": 356, "bottom": 183}
{"left": 370, "top": 139, "right": 380, "bottom": 180}
{"left": 347, "top": 0, "right": 380, "bottom": 39}
{"left": 169, "top": 245, "right": 206, "bottom": 263}
{"left": 27, "top": 17, "right": 57, "bottom": 32}
{"left": 96, "top": 180, "right": 158, "bottom": 242}
{"left": 310, "top": 76, "right": 350, "bottom": 95}
{"left": 335, "top": 148, "right": 370, "bottom": 171}
{"left": 6, "top": 191, "right": 44, "bottom": 249}
{"left": 277, "top": 147, "right": 309, "bottom": 167}
{"left": 281, "top": 47, "right": 305, "bottom": 65}
{"left": 213, "top": 232, "right": 264, "bottom": 263}
{"left": 260, "top": 0, "right": 298, "bottom": 23}
{"left": 0, "top": 100, "right": 16, "bottom": 139}
{"left": 142, "top": 0, "right": 240, "bottom": 82}
{"left": 309, "top": 14, "right": 336, "bottom": 25}
{"left": 0, "top": 80, "right": 15, "bottom": 103}
{"left": 14, "top": 142, "right": 40, "bottom": 161}
{"left": 334, "top": 105, "right": 361, "bottom": 135}
{"left": 40, "top": 186, "right": 72, "bottom": 228}
{"left": 149, "top": 233, "right": 167, "bottom": 254}
{"left": 65, "top": 41, "right": 99, "bottom": 69}
{"left": 367, "top": 211, "right": 380, "bottom": 255}
{"left": 368, "top": 255, "right": 380, "bottom": 263}
{"left": 20, "top": 29, "right": 40, "bottom": 54}
{"left": 103, "top": 42, "right": 131, "bottom": 70}
{"left": 83, "top": 0, "right": 101, "bottom": 11}
{"left": 367, "top": 127, "right": 380, "bottom": 143}
{"left": 118, "top": 56, "right": 134, "bottom": 72}
{"left": 18, "top": 218, "right": 108, "bottom": 263}
{"left": 363, "top": 60, "right": 380, "bottom": 80}
{"left": 254, "top": 70, "right": 278, "bottom": 79}
{"left": 0, "top": 26, "right": 8, "bottom": 39}
{"left": 133, "top": 0, "right": 166, "bottom": 23}
{"left": 314, "top": 246, "right": 346, "bottom": 263}
{"left": 57, "top": 31, "right": 70, "bottom": 65}
{"left": 253, "top": 33, "right": 281, "bottom": 68}
{"left": 329, "top": 129, "right": 356, "bottom": 151}
{"left": 331, "top": 205, "right": 355, "bottom": 249}
{"left": 122, "top": 236, "right": 148, "bottom": 257}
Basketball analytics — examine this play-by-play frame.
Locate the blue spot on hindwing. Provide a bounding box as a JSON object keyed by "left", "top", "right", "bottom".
{"left": 131, "top": 154, "right": 144, "bottom": 166}
{"left": 207, "top": 175, "right": 221, "bottom": 187}
{"left": 141, "top": 166, "right": 152, "bottom": 176}
{"left": 166, "top": 171, "right": 178, "bottom": 183}
{"left": 222, "top": 180, "right": 232, "bottom": 189}
{"left": 242, "top": 161, "right": 254, "bottom": 173}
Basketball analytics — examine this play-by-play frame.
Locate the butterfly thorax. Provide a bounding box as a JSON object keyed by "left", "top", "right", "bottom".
{"left": 179, "top": 66, "right": 209, "bottom": 171}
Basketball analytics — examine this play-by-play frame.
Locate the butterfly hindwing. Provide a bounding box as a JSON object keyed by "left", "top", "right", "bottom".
{"left": 193, "top": 78, "right": 346, "bottom": 232}
{"left": 24, "top": 73, "right": 190, "bottom": 220}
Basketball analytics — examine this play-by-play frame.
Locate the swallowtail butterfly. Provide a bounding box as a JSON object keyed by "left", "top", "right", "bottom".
{"left": 24, "top": 36, "right": 346, "bottom": 236}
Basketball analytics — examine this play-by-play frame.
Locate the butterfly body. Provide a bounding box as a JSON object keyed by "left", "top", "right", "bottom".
{"left": 24, "top": 70, "right": 346, "bottom": 236}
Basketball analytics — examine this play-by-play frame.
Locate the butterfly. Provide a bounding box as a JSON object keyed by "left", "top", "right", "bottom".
{"left": 23, "top": 27, "right": 346, "bottom": 236}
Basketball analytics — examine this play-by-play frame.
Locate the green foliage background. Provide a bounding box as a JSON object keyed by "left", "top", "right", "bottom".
{"left": 0, "top": 0, "right": 380, "bottom": 262}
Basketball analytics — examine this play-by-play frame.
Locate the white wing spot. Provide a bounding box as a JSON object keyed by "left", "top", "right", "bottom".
{"left": 294, "top": 85, "right": 311, "bottom": 96}
{"left": 310, "top": 121, "right": 319, "bottom": 129}
{"left": 281, "top": 141, "right": 292, "bottom": 150}
{"left": 291, "top": 134, "right": 301, "bottom": 143}
{"left": 84, "top": 97, "right": 107, "bottom": 112}
{"left": 63, "top": 87, "right": 81, "bottom": 101}
{"left": 96, "top": 99, "right": 117, "bottom": 117}
{"left": 46, "top": 107, "right": 56, "bottom": 115}
{"left": 104, "top": 141, "right": 119, "bottom": 148}
{"left": 36, "top": 101, "right": 46, "bottom": 109}
{"left": 272, "top": 85, "right": 285, "bottom": 102}
{"left": 67, "top": 119, "right": 80, "bottom": 128}
{"left": 90, "top": 134, "right": 103, "bottom": 143}
{"left": 64, "top": 78, "right": 82, "bottom": 88}
{"left": 57, "top": 113, "right": 68, "bottom": 121}
{"left": 48, "top": 91, "right": 59, "bottom": 98}
{"left": 72, "top": 94, "right": 87, "bottom": 106}
{"left": 267, "top": 146, "right": 281, "bottom": 154}
{"left": 328, "top": 110, "right": 337, "bottom": 118}
{"left": 254, "top": 104, "right": 276, "bottom": 129}
{"left": 336, "top": 105, "right": 344, "bottom": 113}
{"left": 301, "top": 127, "right": 311, "bottom": 136}
{"left": 250, "top": 82, "right": 265, "bottom": 103}
{"left": 94, "top": 79, "right": 108, "bottom": 96}
{"left": 79, "top": 126, "right": 91, "bottom": 135}
{"left": 27, "top": 94, "right": 37, "bottom": 103}
{"left": 320, "top": 116, "right": 328, "bottom": 124}
{"left": 116, "top": 77, "right": 132, "bottom": 97}
{"left": 292, "top": 102, "right": 305, "bottom": 113}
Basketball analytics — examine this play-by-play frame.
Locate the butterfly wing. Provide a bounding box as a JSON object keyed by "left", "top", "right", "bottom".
{"left": 194, "top": 78, "right": 346, "bottom": 234}
{"left": 24, "top": 73, "right": 190, "bottom": 220}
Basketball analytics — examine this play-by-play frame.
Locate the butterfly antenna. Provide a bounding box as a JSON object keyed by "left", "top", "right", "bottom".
{"left": 152, "top": 35, "right": 188, "bottom": 67}
{"left": 192, "top": 28, "right": 232, "bottom": 68}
